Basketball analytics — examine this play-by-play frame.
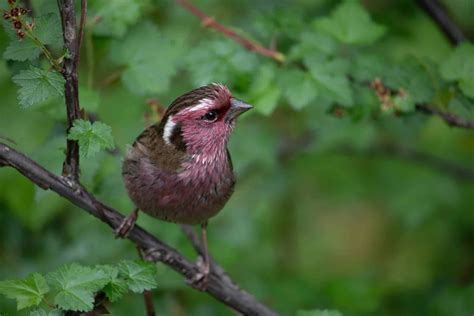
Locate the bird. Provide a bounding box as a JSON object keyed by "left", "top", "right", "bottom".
{"left": 117, "top": 83, "right": 252, "bottom": 283}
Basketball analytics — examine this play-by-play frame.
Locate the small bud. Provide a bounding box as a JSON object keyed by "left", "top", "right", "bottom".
{"left": 25, "top": 21, "right": 34, "bottom": 31}
{"left": 10, "top": 7, "right": 19, "bottom": 16}
{"left": 2, "top": 10, "right": 11, "bottom": 20}
{"left": 13, "top": 20, "right": 22, "bottom": 29}
{"left": 19, "top": 8, "right": 30, "bottom": 14}
{"left": 8, "top": 0, "right": 16, "bottom": 5}
{"left": 16, "top": 29, "right": 25, "bottom": 39}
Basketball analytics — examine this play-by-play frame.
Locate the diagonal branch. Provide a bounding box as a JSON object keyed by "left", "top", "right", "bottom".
{"left": 0, "top": 143, "right": 278, "bottom": 316}
{"left": 416, "top": 0, "right": 466, "bottom": 45}
{"left": 57, "top": 0, "right": 83, "bottom": 181}
{"left": 175, "top": 0, "right": 285, "bottom": 63}
{"left": 415, "top": 104, "right": 474, "bottom": 130}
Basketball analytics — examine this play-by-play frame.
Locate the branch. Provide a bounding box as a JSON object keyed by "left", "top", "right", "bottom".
{"left": 416, "top": 0, "right": 466, "bottom": 45}
{"left": 57, "top": 0, "right": 83, "bottom": 181}
{"left": 415, "top": 104, "right": 474, "bottom": 130}
{"left": 175, "top": 0, "right": 285, "bottom": 63}
{"left": 0, "top": 143, "right": 278, "bottom": 316}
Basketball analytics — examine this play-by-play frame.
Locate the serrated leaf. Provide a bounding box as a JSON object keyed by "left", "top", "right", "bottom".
{"left": 30, "top": 309, "right": 63, "bottom": 316}
{"left": 440, "top": 43, "right": 474, "bottom": 98}
{"left": 67, "top": 120, "right": 115, "bottom": 159}
{"left": 384, "top": 59, "right": 434, "bottom": 104}
{"left": 3, "top": 13, "right": 62, "bottom": 61}
{"left": 289, "top": 31, "right": 338, "bottom": 61}
{"left": 305, "top": 56, "right": 353, "bottom": 107}
{"left": 90, "top": 0, "right": 149, "bottom": 37}
{"left": 98, "top": 265, "right": 128, "bottom": 302}
{"left": 118, "top": 260, "right": 158, "bottom": 293}
{"left": 12, "top": 66, "right": 65, "bottom": 108}
{"left": 297, "top": 310, "right": 343, "bottom": 316}
{"left": 109, "top": 22, "right": 181, "bottom": 95}
{"left": 314, "top": 0, "right": 386, "bottom": 44}
{"left": 47, "top": 263, "right": 109, "bottom": 312}
{"left": 0, "top": 273, "right": 50, "bottom": 310}
{"left": 279, "top": 69, "right": 318, "bottom": 110}
{"left": 187, "top": 39, "right": 259, "bottom": 87}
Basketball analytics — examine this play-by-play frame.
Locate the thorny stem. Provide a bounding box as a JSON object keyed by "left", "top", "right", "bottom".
{"left": 175, "top": 0, "right": 285, "bottom": 63}
{"left": 57, "top": 0, "right": 83, "bottom": 181}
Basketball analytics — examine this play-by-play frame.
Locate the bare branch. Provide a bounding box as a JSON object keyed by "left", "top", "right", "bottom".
{"left": 416, "top": 0, "right": 466, "bottom": 45}
{"left": 175, "top": 0, "right": 285, "bottom": 63}
{"left": 0, "top": 143, "right": 278, "bottom": 316}
{"left": 57, "top": 0, "right": 82, "bottom": 181}
{"left": 415, "top": 104, "right": 474, "bottom": 130}
{"left": 76, "top": 0, "right": 87, "bottom": 67}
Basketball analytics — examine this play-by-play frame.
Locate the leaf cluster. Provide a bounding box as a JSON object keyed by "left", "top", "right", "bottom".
{"left": 0, "top": 260, "right": 158, "bottom": 314}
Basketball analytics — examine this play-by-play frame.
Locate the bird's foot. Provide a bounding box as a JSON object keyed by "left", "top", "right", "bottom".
{"left": 188, "top": 255, "right": 210, "bottom": 291}
{"left": 115, "top": 208, "right": 139, "bottom": 238}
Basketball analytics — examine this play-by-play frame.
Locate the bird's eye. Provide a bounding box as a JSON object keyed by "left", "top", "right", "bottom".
{"left": 201, "top": 110, "right": 218, "bottom": 122}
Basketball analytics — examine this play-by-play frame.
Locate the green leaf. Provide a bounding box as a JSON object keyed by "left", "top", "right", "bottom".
{"left": 297, "top": 310, "right": 343, "bottom": 316}
{"left": 90, "top": 0, "right": 150, "bottom": 37}
{"left": 314, "top": 0, "right": 386, "bottom": 44}
{"left": 393, "top": 91, "right": 415, "bottom": 113}
{"left": 247, "top": 64, "right": 281, "bottom": 115}
{"left": 289, "top": 31, "right": 338, "bottom": 61}
{"left": 0, "top": 273, "right": 50, "bottom": 310}
{"left": 109, "top": 22, "right": 182, "bottom": 95}
{"left": 279, "top": 68, "right": 318, "bottom": 110}
{"left": 67, "top": 120, "right": 115, "bottom": 159}
{"left": 12, "top": 66, "right": 65, "bottom": 108}
{"left": 118, "top": 260, "right": 158, "bottom": 293}
{"left": 384, "top": 59, "right": 434, "bottom": 104}
{"left": 30, "top": 309, "right": 63, "bottom": 316}
{"left": 305, "top": 55, "right": 353, "bottom": 107}
{"left": 98, "top": 265, "right": 128, "bottom": 302}
{"left": 47, "top": 263, "right": 109, "bottom": 312}
{"left": 3, "top": 13, "right": 62, "bottom": 61}
{"left": 187, "top": 39, "right": 258, "bottom": 87}
{"left": 440, "top": 43, "right": 474, "bottom": 98}
{"left": 351, "top": 53, "right": 388, "bottom": 82}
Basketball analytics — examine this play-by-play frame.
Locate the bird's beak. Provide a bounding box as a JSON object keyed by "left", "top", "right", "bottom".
{"left": 225, "top": 98, "right": 253, "bottom": 122}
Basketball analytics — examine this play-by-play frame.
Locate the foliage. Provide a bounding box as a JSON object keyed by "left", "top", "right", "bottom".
{"left": 67, "top": 120, "right": 115, "bottom": 159}
{"left": 0, "top": 0, "right": 473, "bottom": 315}
{"left": 0, "top": 260, "right": 157, "bottom": 313}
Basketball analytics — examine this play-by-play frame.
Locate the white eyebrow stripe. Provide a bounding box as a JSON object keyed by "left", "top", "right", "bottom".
{"left": 183, "top": 98, "right": 213, "bottom": 113}
{"left": 163, "top": 115, "right": 176, "bottom": 145}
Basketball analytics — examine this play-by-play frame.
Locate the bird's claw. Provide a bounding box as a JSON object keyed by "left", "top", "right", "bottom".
{"left": 187, "top": 255, "right": 210, "bottom": 291}
{"left": 115, "top": 209, "right": 139, "bottom": 238}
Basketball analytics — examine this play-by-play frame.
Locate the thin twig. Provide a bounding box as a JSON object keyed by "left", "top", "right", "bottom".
{"left": 416, "top": 0, "right": 466, "bottom": 45}
{"left": 136, "top": 247, "right": 156, "bottom": 316}
{"left": 76, "top": 0, "right": 87, "bottom": 67}
{"left": 0, "top": 143, "right": 278, "bottom": 316}
{"left": 57, "top": 0, "right": 82, "bottom": 181}
{"left": 416, "top": 104, "right": 474, "bottom": 130}
{"left": 175, "top": 0, "right": 285, "bottom": 63}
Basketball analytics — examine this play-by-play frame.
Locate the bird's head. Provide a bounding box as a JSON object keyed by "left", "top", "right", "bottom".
{"left": 159, "top": 83, "right": 252, "bottom": 155}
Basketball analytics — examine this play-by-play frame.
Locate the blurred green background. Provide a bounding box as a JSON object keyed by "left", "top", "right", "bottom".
{"left": 0, "top": 0, "right": 473, "bottom": 315}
